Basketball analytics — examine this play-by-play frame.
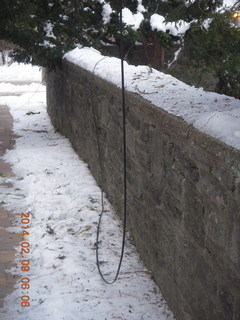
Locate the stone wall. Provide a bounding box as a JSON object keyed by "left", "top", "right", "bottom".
{"left": 46, "top": 60, "right": 240, "bottom": 320}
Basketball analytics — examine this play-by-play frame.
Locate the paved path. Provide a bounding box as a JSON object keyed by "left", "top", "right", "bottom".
{"left": 0, "top": 105, "right": 21, "bottom": 313}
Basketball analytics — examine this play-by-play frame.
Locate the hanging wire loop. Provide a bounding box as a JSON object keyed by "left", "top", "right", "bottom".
{"left": 95, "top": 0, "right": 128, "bottom": 284}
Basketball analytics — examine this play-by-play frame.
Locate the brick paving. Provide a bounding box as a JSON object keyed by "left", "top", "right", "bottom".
{"left": 0, "top": 105, "right": 21, "bottom": 313}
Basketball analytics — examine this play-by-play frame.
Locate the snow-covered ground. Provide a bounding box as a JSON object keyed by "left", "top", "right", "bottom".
{"left": 0, "top": 64, "right": 175, "bottom": 319}
{"left": 0, "top": 63, "right": 42, "bottom": 83}
{"left": 65, "top": 47, "right": 240, "bottom": 151}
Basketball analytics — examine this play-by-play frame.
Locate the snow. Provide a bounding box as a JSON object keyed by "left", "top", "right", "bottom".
{"left": 0, "top": 63, "right": 41, "bottom": 83}
{"left": 168, "top": 48, "right": 182, "bottom": 68}
{"left": 150, "top": 14, "right": 166, "bottom": 32}
{"left": 202, "top": 18, "right": 213, "bottom": 30}
{"left": 43, "top": 39, "right": 56, "bottom": 48}
{"left": 137, "top": 0, "right": 146, "bottom": 13}
{"left": 65, "top": 47, "right": 240, "bottom": 150}
{"left": 101, "top": 1, "right": 235, "bottom": 35}
{"left": 44, "top": 22, "right": 56, "bottom": 39}
{"left": 102, "top": 3, "right": 112, "bottom": 24}
{"left": 122, "top": 8, "right": 144, "bottom": 30}
{"left": 150, "top": 14, "right": 190, "bottom": 36}
{"left": 101, "top": 1, "right": 146, "bottom": 27}
{"left": 0, "top": 64, "right": 175, "bottom": 319}
{"left": 165, "top": 20, "right": 190, "bottom": 36}
{"left": 223, "top": 0, "right": 239, "bottom": 8}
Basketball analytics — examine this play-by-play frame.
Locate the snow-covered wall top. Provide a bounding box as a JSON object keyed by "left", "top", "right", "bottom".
{"left": 64, "top": 47, "right": 240, "bottom": 150}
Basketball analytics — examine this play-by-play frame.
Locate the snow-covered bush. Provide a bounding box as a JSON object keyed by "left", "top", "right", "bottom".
{"left": 0, "top": 0, "right": 239, "bottom": 97}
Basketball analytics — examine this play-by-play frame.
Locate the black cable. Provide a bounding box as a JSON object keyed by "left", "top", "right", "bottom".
{"left": 95, "top": 0, "right": 127, "bottom": 284}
